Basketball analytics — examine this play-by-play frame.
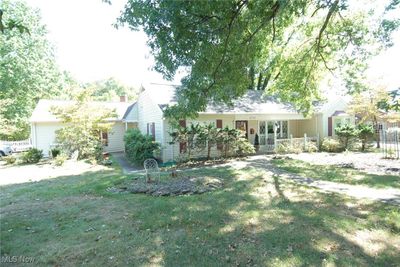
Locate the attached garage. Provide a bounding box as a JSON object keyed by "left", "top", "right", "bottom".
{"left": 30, "top": 99, "right": 138, "bottom": 157}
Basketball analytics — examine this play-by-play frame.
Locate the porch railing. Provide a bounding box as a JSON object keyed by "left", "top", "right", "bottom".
{"left": 260, "top": 133, "right": 319, "bottom": 152}
{"left": 0, "top": 139, "right": 33, "bottom": 152}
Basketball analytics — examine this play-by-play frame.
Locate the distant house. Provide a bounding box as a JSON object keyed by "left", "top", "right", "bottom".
{"left": 30, "top": 84, "right": 354, "bottom": 161}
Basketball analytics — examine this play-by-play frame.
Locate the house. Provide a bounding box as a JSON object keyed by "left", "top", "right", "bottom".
{"left": 30, "top": 96, "right": 138, "bottom": 156}
{"left": 30, "top": 83, "right": 354, "bottom": 161}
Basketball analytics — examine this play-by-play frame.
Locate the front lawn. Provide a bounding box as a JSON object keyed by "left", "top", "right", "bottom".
{"left": 272, "top": 158, "right": 400, "bottom": 189}
{"left": 1, "top": 162, "right": 399, "bottom": 266}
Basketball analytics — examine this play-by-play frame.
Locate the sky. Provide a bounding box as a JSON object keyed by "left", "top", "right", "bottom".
{"left": 25, "top": 0, "right": 400, "bottom": 90}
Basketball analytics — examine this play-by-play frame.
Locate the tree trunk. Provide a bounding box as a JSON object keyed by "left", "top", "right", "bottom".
{"left": 207, "top": 144, "right": 211, "bottom": 160}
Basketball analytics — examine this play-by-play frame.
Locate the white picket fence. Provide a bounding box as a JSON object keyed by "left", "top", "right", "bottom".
{"left": 0, "top": 139, "right": 33, "bottom": 152}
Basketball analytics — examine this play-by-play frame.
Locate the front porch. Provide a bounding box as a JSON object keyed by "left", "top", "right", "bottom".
{"left": 234, "top": 117, "right": 321, "bottom": 152}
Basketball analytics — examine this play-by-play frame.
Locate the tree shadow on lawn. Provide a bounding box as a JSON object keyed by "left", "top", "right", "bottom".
{"left": 272, "top": 158, "right": 400, "bottom": 189}
{"left": 0, "top": 164, "right": 399, "bottom": 266}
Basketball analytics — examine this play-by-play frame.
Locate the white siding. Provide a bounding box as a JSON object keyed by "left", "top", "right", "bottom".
{"left": 137, "top": 90, "right": 165, "bottom": 158}
{"left": 124, "top": 103, "right": 138, "bottom": 121}
{"left": 319, "top": 98, "right": 349, "bottom": 137}
{"left": 104, "top": 123, "right": 125, "bottom": 153}
{"left": 33, "top": 122, "right": 63, "bottom": 157}
{"left": 33, "top": 122, "right": 126, "bottom": 156}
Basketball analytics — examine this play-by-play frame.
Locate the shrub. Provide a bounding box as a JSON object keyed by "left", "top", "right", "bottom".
{"left": 50, "top": 147, "right": 61, "bottom": 158}
{"left": 54, "top": 154, "right": 68, "bottom": 166}
{"left": 235, "top": 136, "right": 256, "bottom": 156}
{"left": 124, "top": 129, "right": 160, "bottom": 165}
{"left": 335, "top": 124, "right": 358, "bottom": 150}
{"left": 275, "top": 142, "right": 291, "bottom": 154}
{"left": 321, "top": 138, "right": 341, "bottom": 152}
{"left": 4, "top": 155, "right": 16, "bottom": 165}
{"left": 275, "top": 141, "right": 303, "bottom": 154}
{"left": 305, "top": 142, "right": 318, "bottom": 153}
{"left": 22, "top": 148, "right": 43, "bottom": 163}
{"left": 357, "top": 124, "right": 374, "bottom": 151}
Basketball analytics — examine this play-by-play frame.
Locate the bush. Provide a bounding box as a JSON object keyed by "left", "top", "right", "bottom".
{"left": 54, "top": 154, "right": 68, "bottom": 166}
{"left": 22, "top": 148, "right": 43, "bottom": 163}
{"left": 335, "top": 124, "right": 358, "bottom": 150}
{"left": 235, "top": 136, "right": 256, "bottom": 156}
{"left": 50, "top": 147, "right": 61, "bottom": 158}
{"left": 124, "top": 129, "right": 160, "bottom": 165}
{"left": 4, "top": 155, "right": 16, "bottom": 165}
{"left": 275, "top": 142, "right": 291, "bottom": 154}
{"left": 321, "top": 138, "right": 341, "bottom": 152}
{"left": 305, "top": 142, "right": 318, "bottom": 153}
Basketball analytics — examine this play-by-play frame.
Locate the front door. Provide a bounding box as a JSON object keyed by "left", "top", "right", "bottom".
{"left": 235, "top": 120, "right": 248, "bottom": 139}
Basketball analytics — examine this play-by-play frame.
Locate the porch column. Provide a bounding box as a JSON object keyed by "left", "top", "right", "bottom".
{"left": 273, "top": 122, "right": 277, "bottom": 148}
{"left": 125, "top": 122, "right": 128, "bottom": 131}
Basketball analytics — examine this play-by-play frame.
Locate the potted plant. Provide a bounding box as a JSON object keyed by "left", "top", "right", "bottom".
{"left": 254, "top": 133, "right": 260, "bottom": 152}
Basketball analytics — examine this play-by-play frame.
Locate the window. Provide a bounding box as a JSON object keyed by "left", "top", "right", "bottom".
{"left": 147, "top": 122, "right": 155, "bottom": 141}
{"left": 100, "top": 131, "right": 108, "bottom": 146}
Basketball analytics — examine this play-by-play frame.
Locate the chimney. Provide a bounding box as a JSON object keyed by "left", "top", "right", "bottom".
{"left": 120, "top": 95, "right": 127, "bottom": 102}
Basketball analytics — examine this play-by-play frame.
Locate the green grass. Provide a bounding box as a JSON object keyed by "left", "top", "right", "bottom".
{"left": 1, "top": 162, "right": 399, "bottom": 266}
{"left": 272, "top": 158, "right": 400, "bottom": 189}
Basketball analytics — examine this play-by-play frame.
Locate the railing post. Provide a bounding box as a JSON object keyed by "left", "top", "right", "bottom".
{"left": 304, "top": 133, "right": 307, "bottom": 150}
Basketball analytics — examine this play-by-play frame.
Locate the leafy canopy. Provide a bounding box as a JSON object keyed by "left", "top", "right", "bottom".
{"left": 118, "top": 0, "right": 400, "bottom": 119}
{"left": 0, "top": 0, "right": 61, "bottom": 140}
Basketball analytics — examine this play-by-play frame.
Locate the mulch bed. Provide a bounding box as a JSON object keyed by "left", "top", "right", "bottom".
{"left": 107, "top": 176, "right": 223, "bottom": 196}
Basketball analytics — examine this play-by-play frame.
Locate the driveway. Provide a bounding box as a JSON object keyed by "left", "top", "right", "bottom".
{"left": 0, "top": 161, "right": 110, "bottom": 186}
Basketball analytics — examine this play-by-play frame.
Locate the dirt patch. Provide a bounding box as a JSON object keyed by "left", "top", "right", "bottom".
{"left": 107, "top": 176, "right": 223, "bottom": 196}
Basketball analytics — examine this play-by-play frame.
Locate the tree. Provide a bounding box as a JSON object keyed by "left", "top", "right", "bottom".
{"left": 378, "top": 88, "right": 400, "bottom": 112}
{"left": 118, "top": 0, "right": 400, "bottom": 119}
{"left": 51, "top": 90, "right": 117, "bottom": 160}
{"left": 84, "top": 77, "right": 138, "bottom": 102}
{"left": 335, "top": 124, "right": 358, "bottom": 150}
{"left": 0, "top": 9, "right": 29, "bottom": 34}
{"left": 0, "top": 0, "right": 61, "bottom": 140}
{"left": 348, "top": 87, "right": 390, "bottom": 148}
{"left": 197, "top": 123, "right": 221, "bottom": 160}
{"left": 170, "top": 123, "right": 201, "bottom": 160}
{"left": 357, "top": 124, "right": 374, "bottom": 152}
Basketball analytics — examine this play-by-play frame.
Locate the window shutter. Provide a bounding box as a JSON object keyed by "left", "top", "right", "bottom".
{"left": 151, "top": 122, "right": 155, "bottom": 141}
{"left": 216, "top": 119, "right": 222, "bottom": 129}
{"left": 216, "top": 119, "right": 223, "bottom": 150}
{"left": 147, "top": 123, "right": 149, "bottom": 135}
{"left": 328, "top": 117, "right": 332, "bottom": 136}
{"left": 179, "top": 119, "right": 187, "bottom": 153}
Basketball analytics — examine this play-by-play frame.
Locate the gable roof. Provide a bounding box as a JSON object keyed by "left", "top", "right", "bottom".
{"left": 30, "top": 99, "right": 134, "bottom": 122}
{"left": 143, "top": 83, "right": 301, "bottom": 114}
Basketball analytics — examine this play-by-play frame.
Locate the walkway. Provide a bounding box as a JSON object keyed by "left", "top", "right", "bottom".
{"left": 111, "top": 152, "right": 143, "bottom": 174}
